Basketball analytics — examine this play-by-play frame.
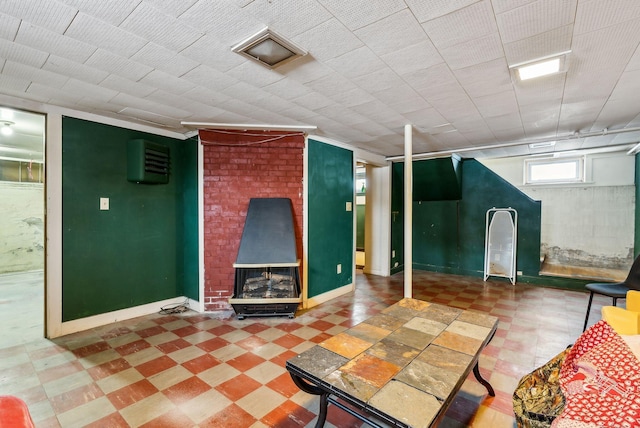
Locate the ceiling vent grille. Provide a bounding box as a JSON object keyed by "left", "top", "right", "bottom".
{"left": 232, "top": 28, "right": 307, "bottom": 69}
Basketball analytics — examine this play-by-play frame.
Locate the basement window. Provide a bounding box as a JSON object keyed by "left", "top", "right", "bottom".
{"left": 525, "top": 157, "right": 584, "bottom": 184}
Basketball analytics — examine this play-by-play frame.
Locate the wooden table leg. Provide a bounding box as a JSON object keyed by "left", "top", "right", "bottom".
{"left": 473, "top": 362, "right": 495, "bottom": 396}
{"left": 289, "top": 373, "right": 330, "bottom": 427}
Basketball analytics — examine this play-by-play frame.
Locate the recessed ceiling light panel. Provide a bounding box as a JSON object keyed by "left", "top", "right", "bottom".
{"left": 232, "top": 28, "right": 307, "bottom": 69}
{"left": 510, "top": 51, "right": 570, "bottom": 82}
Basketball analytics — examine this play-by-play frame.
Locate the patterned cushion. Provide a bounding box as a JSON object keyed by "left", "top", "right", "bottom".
{"left": 513, "top": 348, "right": 570, "bottom": 428}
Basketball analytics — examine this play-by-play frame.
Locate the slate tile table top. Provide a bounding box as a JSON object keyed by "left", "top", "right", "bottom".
{"left": 286, "top": 298, "right": 499, "bottom": 428}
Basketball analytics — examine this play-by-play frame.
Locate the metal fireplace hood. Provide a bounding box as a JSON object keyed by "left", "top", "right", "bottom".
{"left": 229, "top": 198, "right": 301, "bottom": 319}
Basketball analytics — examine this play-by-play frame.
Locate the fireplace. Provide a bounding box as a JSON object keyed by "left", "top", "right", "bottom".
{"left": 229, "top": 198, "right": 301, "bottom": 319}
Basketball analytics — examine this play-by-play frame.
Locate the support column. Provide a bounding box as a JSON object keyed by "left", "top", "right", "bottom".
{"left": 404, "top": 124, "right": 412, "bottom": 298}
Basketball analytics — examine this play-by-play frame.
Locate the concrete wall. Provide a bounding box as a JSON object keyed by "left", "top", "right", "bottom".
{"left": 480, "top": 151, "right": 635, "bottom": 270}
{"left": 0, "top": 182, "right": 44, "bottom": 273}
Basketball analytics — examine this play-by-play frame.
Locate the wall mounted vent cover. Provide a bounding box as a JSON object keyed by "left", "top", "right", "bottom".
{"left": 127, "top": 139, "right": 170, "bottom": 184}
{"left": 232, "top": 28, "right": 307, "bottom": 69}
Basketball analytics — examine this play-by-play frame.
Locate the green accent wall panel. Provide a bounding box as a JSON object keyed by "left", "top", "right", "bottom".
{"left": 307, "top": 139, "right": 353, "bottom": 298}
{"left": 62, "top": 117, "right": 198, "bottom": 321}
{"left": 391, "top": 158, "right": 542, "bottom": 280}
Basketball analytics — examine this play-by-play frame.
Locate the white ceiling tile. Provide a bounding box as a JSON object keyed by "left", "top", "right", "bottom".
{"left": 318, "top": 0, "right": 406, "bottom": 31}
{"left": 118, "top": 106, "right": 184, "bottom": 127}
{"left": 491, "top": 126, "right": 526, "bottom": 142}
{"left": 292, "top": 19, "right": 364, "bottom": 62}
{"left": 145, "top": 0, "right": 198, "bottom": 18}
{"left": 58, "top": 0, "right": 140, "bottom": 25}
{"left": 3, "top": 60, "right": 69, "bottom": 88}
{"left": 250, "top": 94, "right": 296, "bottom": 114}
{"left": 61, "top": 78, "right": 119, "bottom": 102}
{"left": 325, "top": 46, "right": 387, "bottom": 79}
{"left": 85, "top": 49, "right": 153, "bottom": 82}
{"left": 381, "top": 40, "right": 443, "bottom": 76}
{"left": 406, "top": 0, "right": 481, "bottom": 22}
{"left": 575, "top": 0, "right": 640, "bottom": 35}
{"left": 0, "top": 38, "right": 48, "bottom": 68}
{"left": 278, "top": 105, "right": 318, "bottom": 121}
{"left": 225, "top": 61, "right": 286, "bottom": 88}
{"left": 491, "top": 0, "right": 537, "bottom": 14}
{"left": 496, "top": 0, "right": 577, "bottom": 44}
{"left": 278, "top": 57, "right": 333, "bottom": 84}
{"left": 373, "top": 84, "right": 423, "bottom": 109}
{"left": 292, "top": 92, "right": 335, "bottom": 111}
{"left": 0, "top": 73, "right": 31, "bottom": 93}
{"left": 402, "top": 108, "right": 448, "bottom": 130}
{"left": 120, "top": 2, "right": 204, "bottom": 52}
{"left": 440, "top": 32, "right": 504, "bottom": 70}
{"left": 43, "top": 55, "right": 109, "bottom": 84}
{"left": 351, "top": 67, "right": 405, "bottom": 93}
{"left": 26, "top": 81, "right": 83, "bottom": 104}
{"left": 99, "top": 74, "right": 156, "bottom": 98}
{"left": 327, "top": 87, "right": 376, "bottom": 108}
{"left": 138, "top": 69, "right": 196, "bottom": 95}
{"left": 305, "top": 73, "right": 357, "bottom": 97}
{"left": 111, "top": 92, "right": 192, "bottom": 118}
{"left": 484, "top": 112, "right": 523, "bottom": 131}
{"left": 65, "top": 12, "right": 147, "bottom": 58}
{"left": 454, "top": 58, "right": 512, "bottom": 98}
{"left": 422, "top": 1, "right": 497, "bottom": 49}
{"left": 182, "top": 86, "right": 231, "bottom": 106}
{"left": 181, "top": 65, "right": 239, "bottom": 92}
{"left": 179, "top": 35, "right": 245, "bottom": 73}
{"left": 242, "top": 0, "right": 332, "bottom": 37}
{"left": 503, "top": 24, "right": 573, "bottom": 66}
{"left": 16, "top": 23, "right": 96, "bottom": 63}
{"left": 473, "top": 90, "right": 519, "bottom": 118}
{"left": 404, "top": 63, "right": 459, "bottom": 100}
{"left": 389, "top": 96, "right": 431, "bottom": 115}
{"left": 3, "top": 0, "right": 77, "bottom": 33}
{"left": 429, "top": 93, "right": 479, "bottom": 122}
{"left": 354, "top": 9, "right": 427, "bottom": 56}
{"left": 514, "top": 73, "right": 564, "bottom": 106}
{"left": 178, "top": 1, "right": 261, "bottom": 45}
{"left": 131, "top": 43, "right": 199, "bottom": 77}
{"left": 262, "top": 78, "right": 312, "bottom": 101}
{"left": 219, "top": 81, "right": 271, "bottom": 105}
{"left": 0, "top": 12, "right": 20, "bottom": 40}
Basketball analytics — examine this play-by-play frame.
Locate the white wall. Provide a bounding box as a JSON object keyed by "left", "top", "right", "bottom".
{"left": 480, "top": 151, "right": 635, "bottom": 270}
{"left": 0, "top": 182, "right": 44, "bottom": 273}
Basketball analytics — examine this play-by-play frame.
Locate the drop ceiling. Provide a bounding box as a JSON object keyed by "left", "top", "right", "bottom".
{"left": 1, "top": 0, "right": 640, "bottom": 159}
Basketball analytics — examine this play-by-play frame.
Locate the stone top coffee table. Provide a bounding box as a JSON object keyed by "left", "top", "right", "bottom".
{"left": 286, "top": 298, "right": 498, "bottom": 428}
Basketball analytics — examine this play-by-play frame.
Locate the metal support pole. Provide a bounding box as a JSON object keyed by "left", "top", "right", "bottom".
{"left": 404, "top": 124, "right": 412, "bottom": 298}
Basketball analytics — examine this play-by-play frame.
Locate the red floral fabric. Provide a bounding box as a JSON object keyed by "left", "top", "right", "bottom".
{"left": 552, "top": 320, "right": 640, "bottom": 428}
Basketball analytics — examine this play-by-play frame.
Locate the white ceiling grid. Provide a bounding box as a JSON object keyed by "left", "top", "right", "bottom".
{"left": 0, "top": 0, "right": 639, "bottom": 157}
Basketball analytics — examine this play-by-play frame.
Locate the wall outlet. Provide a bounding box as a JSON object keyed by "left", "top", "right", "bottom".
{"left": 346, "top": 202, "right": 352, "bottom": 211}
{"left": 517, "top": 270, "right": 523, "bottom": 276}
{"left": 392, "top": 250, "right": 395, "bottom": 258}
{"left": 100, "top": 197, "right": 109, "bottom": 211}
{"left": 337, "top": 264, "right": 342, "bottom": 274}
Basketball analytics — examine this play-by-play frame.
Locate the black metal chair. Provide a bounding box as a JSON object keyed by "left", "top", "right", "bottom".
{"left": 583, "top": 254, "right": 640, "bottom": 331}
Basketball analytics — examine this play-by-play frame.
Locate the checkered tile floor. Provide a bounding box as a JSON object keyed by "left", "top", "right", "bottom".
{"left": 1, "top": 270, "right": 602, "bottom": 427}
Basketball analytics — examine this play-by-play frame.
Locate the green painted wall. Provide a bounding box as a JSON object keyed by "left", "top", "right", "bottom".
{"left": 391, "top": 158, "right": 543, "bottom": 282}
{"left": 62, "top": 117, "right": 198, "bottom": 321}
{"left": 307, "top": 139, "right": 353, "bottom": 298}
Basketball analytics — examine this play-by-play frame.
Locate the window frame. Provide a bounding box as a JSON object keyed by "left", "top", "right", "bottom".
{"left": 524, "top": 156, "right": 585, "bottom": 185}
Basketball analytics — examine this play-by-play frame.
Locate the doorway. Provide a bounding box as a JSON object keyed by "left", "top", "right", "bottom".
{"left": 355, "top": 163, "right": 366, "bottom": 269}
{"left": 0, "top": 107, "right": 46, "bottom": 346}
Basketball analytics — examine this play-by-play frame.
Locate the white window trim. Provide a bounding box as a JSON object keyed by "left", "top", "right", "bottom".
{"left": 524, "top": 156, "right": 585, "bottom": 185}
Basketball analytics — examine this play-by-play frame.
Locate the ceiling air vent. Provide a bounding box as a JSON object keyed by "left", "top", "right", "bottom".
{"left": 127, "top": 139, "right": 170, "bottom": 184}
{"left": 232, "top": 28, "right": 307, "bottom": 69}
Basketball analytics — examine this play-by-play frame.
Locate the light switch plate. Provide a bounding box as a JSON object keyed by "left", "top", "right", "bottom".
{"left": 100, "top": 197, "right": 109, "bottom": 210}
{"left": 346, "top": 202, "right": 352, "bottom": 211}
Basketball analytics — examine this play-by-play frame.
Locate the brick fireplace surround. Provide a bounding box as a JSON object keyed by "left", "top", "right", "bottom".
{"left": 200, "top": 129, "right": 304, "bottom": 311}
